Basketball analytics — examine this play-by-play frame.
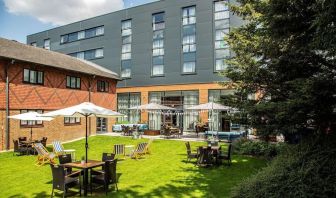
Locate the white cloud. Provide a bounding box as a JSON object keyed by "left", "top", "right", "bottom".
{"left": 3, "top": 0, "right": 125, "bottom": 25}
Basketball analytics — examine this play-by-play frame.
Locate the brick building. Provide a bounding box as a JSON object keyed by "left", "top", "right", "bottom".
{"left": 0, "top": 38, "right": 120, "bottom": 150}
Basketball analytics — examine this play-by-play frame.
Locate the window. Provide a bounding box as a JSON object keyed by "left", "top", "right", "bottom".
{"left": 23, "top": 68, "right": 44, "bottom": 85}
{"left": 60, "top": 26, "right": 104, "bottom": 44}
{"left": 182, "top": 6, "right": 196, "bottom": 74}
{"left": 183, "top": 62, "right": 196, "bottom": 73}
{"left": 152, "top": 13, "right": 165, "bottom": 76}
{"left": 117, "top": 93, "right": 141, "bottom": 123}
{"left": 20, "top": 110, "right": 43, "bottom": 126}
{"left": 97, "top": 80, "right": 109, "bottom": 92}
{"left": 31, "top": 42, "right": 37, "bottom": 47}
{"left": 153, "top": 12, "right": 165, "bottom": 30}
{"left": 64, "top": 117, "right": 81, "bottom": 125}
{"left": 121, "top": 60, "right": 131, "bottom": 78}
{"left": 121, "top": 20, "right": 132, "bottom": 78}
{"left": 182, "top": 6, "right": 196, "bottom": 25}
{"left": 121, "top": 20, "right": 132, "bottom": 36}
{"left": 122, "top": 35, "right": 132, "bottom": 44}
{"left": 69, "top": 48, "right": 103, "bottom": 60}
{"left": 44, "top": 39, "right": 50, "bottom": 50}
{"left": 66, "top": 76, "right": 81, "bottom": 89}
{"left": 214, "top": 1, "right": 230, "bottom": 72}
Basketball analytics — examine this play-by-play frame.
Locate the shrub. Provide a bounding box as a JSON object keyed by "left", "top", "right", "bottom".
{"left": 233, "top": 138, "right": 282, "bottom": 159}
{"left": 231, "top": 134, "right": 336, "bottom": 198}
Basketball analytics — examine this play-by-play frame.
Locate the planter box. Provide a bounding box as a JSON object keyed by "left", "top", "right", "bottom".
{"left": 144, "top": 130, "right": 160, "bottom": 136}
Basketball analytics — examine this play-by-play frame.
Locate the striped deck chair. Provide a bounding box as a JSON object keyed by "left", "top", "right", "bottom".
{"left": 131, "top": 143, "right": 148, "bottom": 160}
{"left": 145, "top": 139, "right": 154, "bottom": 154}
{"left": 33, "top": 143, "right": 56, "bottom": 166}
{"left": 113, "top": 144, "right": 125, "bottom": 158}
{"left": 52, "top": 141, "right": 65, "bottom": 156}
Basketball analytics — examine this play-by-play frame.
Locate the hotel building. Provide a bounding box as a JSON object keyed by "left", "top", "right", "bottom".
{"left": 27, "top": 0, "right": 242, "bottom": 132}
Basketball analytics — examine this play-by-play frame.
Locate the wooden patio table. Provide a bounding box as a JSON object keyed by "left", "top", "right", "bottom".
{"left": 62, "top": 160, "right": 104, "bottom": 196}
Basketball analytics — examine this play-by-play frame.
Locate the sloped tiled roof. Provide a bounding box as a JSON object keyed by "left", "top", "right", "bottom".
{"left": 0, "top": 37, "right": 120, "bottom": 80}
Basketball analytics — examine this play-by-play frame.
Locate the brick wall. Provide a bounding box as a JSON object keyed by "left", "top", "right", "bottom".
{"left": 0, "top": 59, "right": 118, "bottom": 150}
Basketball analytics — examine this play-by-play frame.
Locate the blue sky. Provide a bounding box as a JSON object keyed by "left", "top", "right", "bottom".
{"left": 0, "top": 0, "right": 156, "bottom": 43}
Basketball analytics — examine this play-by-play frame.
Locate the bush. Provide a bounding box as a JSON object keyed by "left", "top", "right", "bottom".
{"left": 233, "top": 138, "right": 283, "bottom": 159}
{"left": 231, "top": 134, "right": 336, "bottom": 198}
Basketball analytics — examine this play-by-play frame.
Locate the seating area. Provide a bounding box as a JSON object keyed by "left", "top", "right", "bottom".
{"left": 161, "top": 124, "right": 183, "bottom": 139}
{"left": 13, "top": 136, "right": 48, "bottom": 156}
{"left": 185, "top": 141, "right": 232, "bottom": 167}
{"left": 2, "top": 136, "right": 266, "bottom": 197}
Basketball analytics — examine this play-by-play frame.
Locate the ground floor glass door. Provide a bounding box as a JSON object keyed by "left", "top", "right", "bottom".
{"left": 96, "top": 117, "right": 107, "bottom": 133}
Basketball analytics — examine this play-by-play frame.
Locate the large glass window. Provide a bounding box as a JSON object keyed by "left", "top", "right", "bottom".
{"left": 69, "top": 48, "right": 103, "bottom": 60}
{"left": 121, "top": 20, "right": 132, "bottom": 78}
{"left": 117, "top": 93, "right": 141, "bottom": 123}
{"left": 148, "top": 91, "right": 199, "bottom": 131}
{"left": 182, "top": 6, "right": 196, "bottom": 25}
{"left": 182, "top": 6, "right": 196, "bottom": 74}
{"left": 214, "top": 1, "right": 230, "bottom": 71}
{"left": 64, "top": 117, "right": 81, "bottom": 125}
{"left": 60, "top": 26, "right": 104, "bottom": 44}
{"left": 23, "top": 68, "right": 44, "bottom": 85}
{"left": 208, "top": 89, "right": 235, "bottom": 130}
{"left": 152, "top": 13, "right": 165, "bottom": 76}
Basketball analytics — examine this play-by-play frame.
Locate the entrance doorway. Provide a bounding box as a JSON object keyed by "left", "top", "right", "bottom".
{"left": 162, "top": 96, "right": 183, "bottom": 127}
{"left": 96, "top": 117, "right": 107, "bottom": 133}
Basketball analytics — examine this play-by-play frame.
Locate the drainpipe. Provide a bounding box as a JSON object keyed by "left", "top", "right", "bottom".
{"left": 5, "top": 60, "right": 14, "bottom": 150}
{"left": 88, "top": 75, "right": 95, "bottom": 135}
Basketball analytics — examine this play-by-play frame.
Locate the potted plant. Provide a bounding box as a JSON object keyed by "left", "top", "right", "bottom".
{"left": 81, "top": 156, "right": 85, "bottom": 164}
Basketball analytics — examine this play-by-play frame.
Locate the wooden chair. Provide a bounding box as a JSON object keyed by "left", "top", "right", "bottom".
{"left": 33, "top": 143, "right": 56, "bottom": 166}
{"left": 185, "top": 142, "right": 198, "bottom": 162}
{"left": 131, "top": 143, "right": 148, "bottom": 160}
{"left": 218, "top": 144, "right": 232, "bottom": 166}
{"left": 50, "top": 164, "right": 81, "bottom": 198}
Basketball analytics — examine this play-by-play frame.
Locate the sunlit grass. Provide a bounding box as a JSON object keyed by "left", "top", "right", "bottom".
{"left": 0, "top": 136, "right": 266, "bottom": 197}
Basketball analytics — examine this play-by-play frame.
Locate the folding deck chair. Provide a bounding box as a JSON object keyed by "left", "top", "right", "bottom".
{"left": 33, "top": 143, "right": 56, "bottom": 166}
{"left": 131, "top": 143, "right": 148, "bottom": 160}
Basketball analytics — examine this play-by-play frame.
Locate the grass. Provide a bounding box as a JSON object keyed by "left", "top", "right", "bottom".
{"left": 0, "top": 136, "right": 266, "bottom": 197}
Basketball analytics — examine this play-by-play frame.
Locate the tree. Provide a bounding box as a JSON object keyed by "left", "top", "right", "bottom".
{"left": 222, "top": 0, "right": 336, "bottom": 140}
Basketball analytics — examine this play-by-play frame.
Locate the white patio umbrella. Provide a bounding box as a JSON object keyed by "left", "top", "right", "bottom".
{"left": 8, "top": 112, "right": 54, "bottom": 140}
{"left": 187, "top": 102, "right": 232, "bottom": 135}
{"left": 129, "top": 103, "right": 176, "bottom": 129}
{"left": 42, "top": 102, "right": 124, "bottom": 162}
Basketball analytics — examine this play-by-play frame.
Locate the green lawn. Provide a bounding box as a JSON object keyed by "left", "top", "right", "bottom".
{"left": 0, "top": 136, "right": 266, "bottom": 197}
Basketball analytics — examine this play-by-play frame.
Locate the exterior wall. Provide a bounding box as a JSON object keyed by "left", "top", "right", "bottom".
{"left": 0, "top": 59, "right": 117, "bottom": 150}
{"left": 116, "top": 82, "right": 232, "bottom": 123}
{"left": 27, "top": 0, "right": 242, "bottom": 88}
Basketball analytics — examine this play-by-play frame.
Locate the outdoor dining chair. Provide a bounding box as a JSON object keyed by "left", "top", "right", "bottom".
{"left": 50, "top": 164, "right": 81, "bottom": 198}
{"left": 13, "top": 140, "right": 26, "bottom": 156}
{"left": 90, "top": 159, "right": 118, "bottom": 195}
{"left": 218, "top": 143, "right": 232, "bottom": 166}
{"left": 33, "top": 142, "right": 56, "bottom": 166}
{"left": 185, "top": 142, "right": 198, "bottom": 162}
{"left": 58, "top": 154, "right": 82, "bottom": 177}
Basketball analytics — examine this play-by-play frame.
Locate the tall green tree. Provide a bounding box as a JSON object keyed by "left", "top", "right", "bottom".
{"left": 223, "top": 0, "right": 336, "bottom": 140}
